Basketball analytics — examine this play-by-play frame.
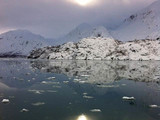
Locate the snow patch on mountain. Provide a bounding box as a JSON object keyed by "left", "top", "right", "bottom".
{"left": 0, "top": 30, "right": 48, "bottom": 57}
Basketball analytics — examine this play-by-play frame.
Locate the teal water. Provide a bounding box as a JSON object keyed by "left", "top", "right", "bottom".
{"left": 0, "top": 59, "right": 160, "bottom": 120}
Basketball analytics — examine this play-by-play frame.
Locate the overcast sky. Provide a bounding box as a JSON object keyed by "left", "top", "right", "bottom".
{"left": 0, "top": 0, "right": 157, "bottom": 38}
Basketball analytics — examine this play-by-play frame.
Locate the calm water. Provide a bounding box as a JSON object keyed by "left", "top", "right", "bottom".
{"left": 0, "top": 59, "right": 160, "bottom": 120}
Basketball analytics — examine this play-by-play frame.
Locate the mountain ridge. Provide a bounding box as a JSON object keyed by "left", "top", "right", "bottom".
{"left": 0, "top": 29, "right": 49, "bottom": 57}
{"left": 111, "top": 0, "right": 160, "bottom": 41}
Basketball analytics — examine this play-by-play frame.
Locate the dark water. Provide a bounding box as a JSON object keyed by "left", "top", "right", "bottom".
{"left": 0, "top": 59, "right": 160, "bottom": 120}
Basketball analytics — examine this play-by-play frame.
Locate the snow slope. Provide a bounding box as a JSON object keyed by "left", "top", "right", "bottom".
{"left": 0, "top": 30, "right": 49, "bottom": 57}
{"left": 54, "top": 23, "right": 113, "bottom": 45}
{"left": 112, "top": 0, "right": 160, "bottom": 41}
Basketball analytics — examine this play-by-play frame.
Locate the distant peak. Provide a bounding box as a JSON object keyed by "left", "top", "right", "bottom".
{"left": 75, "top": 23, "right": 92, "bottom": 30}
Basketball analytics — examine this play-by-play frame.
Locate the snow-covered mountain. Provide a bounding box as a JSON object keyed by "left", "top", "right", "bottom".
{"left": 54, "top": 23, "right": 113, "bottom": 45}
{"left": 111, "top": 0, "right": 160, "bottom": 41}
{"left": 3, "top": 0, "right": 160, "bottom": 58}
{"left": 55, "top": 0, "right": 160, "bottom": 43}
{"left": 28, "top": 36, "right": 160, "bottom": 60}
{"left": 0, "top": 30, "right": 49, "bottom": 57}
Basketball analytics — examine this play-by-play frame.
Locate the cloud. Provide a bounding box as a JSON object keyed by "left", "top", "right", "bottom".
{"left": 0, "top": 0, "right": 157, "bottom": 38}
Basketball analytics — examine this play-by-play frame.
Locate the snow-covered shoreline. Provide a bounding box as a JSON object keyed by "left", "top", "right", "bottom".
{"left": 28, "top": 37, "right": 160, "bottom": 61}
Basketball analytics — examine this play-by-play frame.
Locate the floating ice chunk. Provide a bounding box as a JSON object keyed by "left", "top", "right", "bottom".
{"left": 79, "top": 81, "right": 86, "bottom": 84}
{"left": 83, "top": 93, "right": 88, "bottom": 95}
{"left": 90, "top": 109, "right": 101, "bottom": 112}
{"left": 41, "top": 81, "right": 59, "bottom": 84}
{"left": 28, "top": 89, "right": 44, "bottom": 94}
{"left": 32, "top": 102, "right": 45, "bottom": 106}
{"left": 63, "top": 81, "right": 69, "bottom": 83}
{"left": 47, "top": 77, "right": 56, "bottom": 80}
{"left": 41, "top": 81, "right": 47, "bottom": 84}
{"left": 20, "top": 108, "right": 29, "bottom": 112}
{"left": 122, "top": 96, "right": 135, "bottom": 100}
{"left": 2, "top": 99, "right": 10, "bottom": 103}
{"left": 83, "top": 95, "right": 94, "bottom": 99}
{"left": 35, "top": 91, "right": 41, "bottom": 94}
{"left": 73, "top": 79, "right": 81, "bottom": 82}
{"left": 149, "top": 105, "right": 159, "bottom": 108}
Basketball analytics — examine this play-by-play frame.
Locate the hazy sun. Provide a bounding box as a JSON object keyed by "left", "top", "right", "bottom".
{"left": 75, "top": 0, "right": 93, "bottom": 6}
{"left": 77, "top": 115, "right": 87, "bottom": 120}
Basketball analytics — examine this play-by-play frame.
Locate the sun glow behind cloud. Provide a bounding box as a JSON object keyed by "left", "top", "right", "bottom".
{"left": 0, "top": 0, "right": 156, "bottom": 37}
{"left": 77, "top": 115, "right": 88, "bottom": 120}
{"left": 68, "top": 0, "right": 97, "bottom": 7}
{"left": 75, "top": 0, "right": 93, "bottom": 6}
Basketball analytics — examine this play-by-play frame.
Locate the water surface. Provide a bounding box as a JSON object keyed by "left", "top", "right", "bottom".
{"left": 0, "top": 59, "right": 160, "bottom": 120}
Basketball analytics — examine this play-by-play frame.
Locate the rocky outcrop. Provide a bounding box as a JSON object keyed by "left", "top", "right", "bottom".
{"left": 28, "top": 37, "right": 160, "bottom": 60}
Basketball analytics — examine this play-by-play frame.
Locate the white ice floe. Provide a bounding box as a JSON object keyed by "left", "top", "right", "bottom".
{"left": 73, "top": 79, "right": 81, "bottom": 82}
{"left": 28, "top": 89, "right": 44, "bottom": 94}
{"left": 83, "top": 93, "right": 88, "bottom": 95}
{"left": 122, "top": 96, "right": 135, "bottom": 100}
{"left": 90, "top": 109, "right": 101, "bottom": 112}
{"left": 20, "top": 108, "right": 29, "bottom": 112}
{"left": 1, "top": 99, "right": 10, "bottom": 103}
{"left": 32, "top": 102, "right": 45, "bottom": 106}
{"left": 41, "top": 81, "right": 47, "bottom": 84}
{"left": 63, "top": 81, "right": 69, "bottom": 84}
{"left": 47, "top": 77, "right": 56, "bottom": 80}
{"left": 149, "top": 105, "right": 160, "bottom": 108}
{"left": 83, "top": 95, "right": 94, "bottom": 99}
{"left": 41, "top": 81, "right": 59, "bottom": 84}
{"left": 79, "top": 81, "right": 86, "bottom": 84}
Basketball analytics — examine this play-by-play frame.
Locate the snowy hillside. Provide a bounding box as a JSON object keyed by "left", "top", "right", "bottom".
{"left": 54, "top": 23, "right": 113, "bottom": 45}
{"left": 0, "top": 30, "right": 49, "bottom": 57}
{"left": 28, "top": 36, "right": 160, "bottom": 60}
{"left": 111, "top": 0, "right": 160, "bottom": 41}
